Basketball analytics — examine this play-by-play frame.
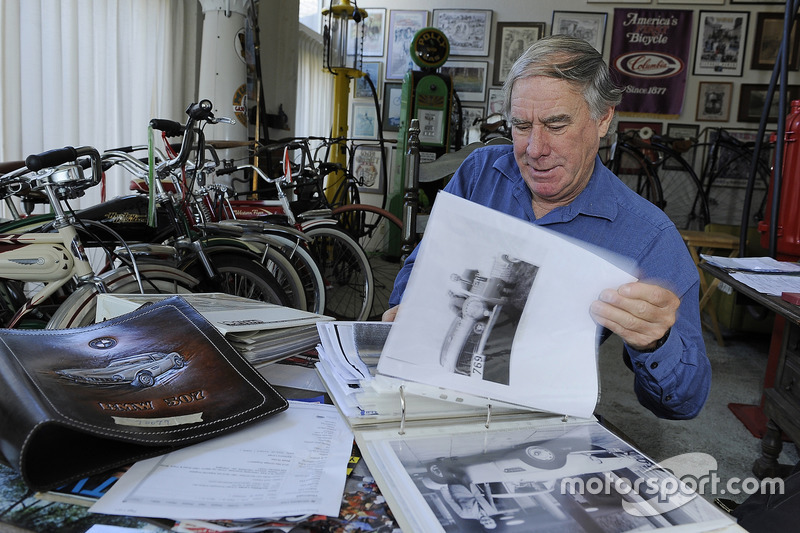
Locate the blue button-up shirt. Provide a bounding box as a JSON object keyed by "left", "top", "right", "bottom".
{"left": 389, "top": 145, "right": 710, "bottom": 420}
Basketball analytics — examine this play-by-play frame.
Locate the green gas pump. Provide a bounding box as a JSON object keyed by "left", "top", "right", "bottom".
{"left": 389, "top": 27, "right": 454, "bottom": 231}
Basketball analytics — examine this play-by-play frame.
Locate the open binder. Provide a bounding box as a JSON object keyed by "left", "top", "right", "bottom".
{"left": 0, "top": 296, "right": 288, "bottom": 491}
{"left": 316, "top": 194, "right": 738, "bottom": 532}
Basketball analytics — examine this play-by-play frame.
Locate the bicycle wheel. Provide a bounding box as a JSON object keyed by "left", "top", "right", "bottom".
{"left": 47, "top": 263, "right": 199, "bottom": 329}
{"left": 254, "top": 240, "right": 308, "bottom": 311}
{"left": 303, "top": 221, "right": 373, "bottom": 321}
{"left": 332, "top": 204, "right": 403, "bottom": 321}
{"left": 686, "top": 142, "right": 771, "bottom": 227}
{"left": 649, "top": 144, "right": 710, "bottom": 231}
{"left": 604, "top": 143, "right": 664, "bottom": 208}
{"left": 184, "top": 251, "right": 290, "bottom": 306}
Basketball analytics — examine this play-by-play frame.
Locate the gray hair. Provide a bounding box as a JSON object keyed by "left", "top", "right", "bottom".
{"left": 502, "top": 34, "right": 623, "bottom": 121}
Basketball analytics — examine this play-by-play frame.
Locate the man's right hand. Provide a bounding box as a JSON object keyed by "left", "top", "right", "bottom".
{"left": 382, "top": 305, "right": 399, "bottom": 322}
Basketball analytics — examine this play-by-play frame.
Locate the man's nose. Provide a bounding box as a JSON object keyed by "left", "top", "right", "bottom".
{"left": 526, "top": 129, "right": 548, "bottom": 158}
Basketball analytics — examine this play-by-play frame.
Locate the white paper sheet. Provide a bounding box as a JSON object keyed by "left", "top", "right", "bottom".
{"left": 377, "top": 192, "right": 637, "bottom": 419}
{"left": 89, "top": 402, "right": 353, "bottom": 520}
{"left": 700, "top": 254, "right": 800, "bottom": 273}
{"left": 729, "top": 272, "right": 800, "bottom": 296}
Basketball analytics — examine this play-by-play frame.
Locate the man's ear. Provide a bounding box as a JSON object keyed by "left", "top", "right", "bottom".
{"left": 597, "top": 107, "right": 615, "bottom": 139}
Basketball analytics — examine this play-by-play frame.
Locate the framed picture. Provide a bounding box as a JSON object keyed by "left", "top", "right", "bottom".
{"left": 616, "top": 121, "right": 663, "bottom": 173}
{"left": 359, "top": 8, "right": 386, "bottom": 57}
{"left": 439, "top": 61, "right": 488, "bottom": 102}
{"left": 730, "top": 0, "right": 784, "bottom": 3}
{"left": 432, "top": 9, "right": 492, "bottom": 56}
{"left": 665, "top": 123, "right": 700, "bottom": 169}
{"left": 657, "top": 0, "right": 722, "bottom": 3}
{"left": 751, "top": 12, "right": 800, "bottom": 71}
{"left": 487, "top": 87, "right": 504, "bottom": 116}
{"left": 587, "top": 0, "right": 650, "bottom": 3}
{"left": 351, "top": 101, "right": 379, "bottom": 138}
{"left": 551, "top": 11, "right": 607, "bottom": 54}
{"left": 737, "top": 83, "right": 800, "bottom": 123}
{"left": 493, "top": 22, "right": 546, "bottom": 86}
{"left": 351, "top": 145, "right": 386, "bottom": 194}
{"left": 382, "top": 82, "right": 403, "bottom": 132}
{"left": 354, "top": 61, "right": 382, "bottom": 99}
{"left": 693, "top": 11, "right": 749, "bottom": 77}
{"left": 695, "top": 82, "right": 733, "bottom": 122}
{"left": 459, "top": 106, "right": 486, "bottom": 145}
{"left": 386, "top": 10, "right": 429, "bottom": 80}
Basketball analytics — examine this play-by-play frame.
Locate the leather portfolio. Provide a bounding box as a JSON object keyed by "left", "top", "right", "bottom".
{"left": 0, "top": 296, "right": 289, "bottom": 491}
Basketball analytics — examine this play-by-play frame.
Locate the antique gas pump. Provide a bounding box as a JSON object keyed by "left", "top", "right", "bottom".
{"left": 322, "top": 0, "right": 368, "bottom": 203}
{"left": 391, "top": 27, "right": 454, "bottom": 220}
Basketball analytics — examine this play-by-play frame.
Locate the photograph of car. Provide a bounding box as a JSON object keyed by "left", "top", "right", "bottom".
{"left": 56, "top": 351, "right": 186, "bottom": 388}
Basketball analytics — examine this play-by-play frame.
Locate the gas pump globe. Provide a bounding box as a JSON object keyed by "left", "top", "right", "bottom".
{"left": 322, "top": 0, "right": 368, "bottom": 202}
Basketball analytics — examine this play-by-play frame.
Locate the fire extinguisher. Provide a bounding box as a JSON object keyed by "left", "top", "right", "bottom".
{"left": 758, "top": 99, "right": 800, "bottom": 260}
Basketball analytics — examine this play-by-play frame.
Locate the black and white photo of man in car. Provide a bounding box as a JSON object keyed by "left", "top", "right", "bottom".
{"left": 440, "top": 254, "right": 538, "bottom": 385}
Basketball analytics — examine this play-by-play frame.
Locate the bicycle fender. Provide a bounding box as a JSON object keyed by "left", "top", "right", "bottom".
{"left": 299, "top": 218, "right": 340, "bottom": 232}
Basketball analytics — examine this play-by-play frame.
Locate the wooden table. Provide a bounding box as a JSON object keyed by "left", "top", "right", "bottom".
{"left": 700, "top": 262, "right": 800, "bottom": 478}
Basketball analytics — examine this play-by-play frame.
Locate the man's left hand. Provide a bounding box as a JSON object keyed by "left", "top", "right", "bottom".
{"left": 589, "top": 281, "right": 679, "bottom": 352}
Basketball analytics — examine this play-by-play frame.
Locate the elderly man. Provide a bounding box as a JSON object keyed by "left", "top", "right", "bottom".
{"left": 383, "top": 35, "right": 710, "bottom": 420}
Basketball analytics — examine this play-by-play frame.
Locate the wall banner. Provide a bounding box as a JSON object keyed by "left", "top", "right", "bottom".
{"left": 610, "top": 8, "right": 693, "bottom": 117}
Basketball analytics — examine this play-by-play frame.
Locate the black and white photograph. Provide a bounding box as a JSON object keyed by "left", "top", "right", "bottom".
{"left": 382, "top": 82, "right": 403, "bottom": 132}
{"left": 551, "top": 11, "right": 607, "bottom": 54}
{"left": 364, "top": 422, "right": 731, "bottom": 532}
{"left": 459, "top": 106, "right": 486, "bottom": 145}
{"left": 432, "top": 9, "right": 492, "bottom": 56}
{"left": 492, "top": 22, "right": 546, "bottom": 86}
{"left": 693, "top": 11, "right": 749, "bottom": 77}
{"left": 695, "top": 81, "right": 733, "bottom": 122}
{"left": 353, "top": 61, "right": 381, "bottom": 99}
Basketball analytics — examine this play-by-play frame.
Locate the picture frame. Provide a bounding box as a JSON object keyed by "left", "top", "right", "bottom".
{"left": 551, "top": 11, "right": 608, "bottom": 54}
{"left": 665, "top": 123, "right": 701, "bottom": 170}
{"left": 459, "top": 106, "right": 486, "bottom": 145}
{"left": 616, "top": 121, "right": 663, "bottom": 173}
{"left": 359, "top": 8, "right": 386, "bottom": 57}
{"left": 730, "top": 0, "right": 784, "bottom": 3}
{"left": 354, "top": 61, "right": 382, "bottom": 99}
{"left": 657, "top": 0, "right": 722, "bottom": 3}
{"left": 432, "top": 9, "right": 492, "bottom": 56}
{"left": 695, "top": 81, "right": 733, "bottom": 122}
{"left": 737, "top": 83, "right": 800, "bottom": 123}
{"left": 351, "top": 101, "right": 379, "bottom": 138}
{"left": 493, "top": 22, "right": 546, "bottom": 86}
{"left": 693, "top": 11, "right": 749, "bottom": 77}
{"left": 382, "top": 82, "right": 403, "bottom": 132}
{"left": 439, "top": 61, "right": 488, "bottom": 102}
{"left": 487, "top": 87, "right": 504, "bottom": 116}
{"left": 351, "top": 145, "right": 386, "bottom": 194}
{"left": 386, "top": 10, "right": 429, "bottom": 80}
{"left": 751, "top": 12, "right": 800, "bottom": 71}
{"left": 586, "top": 0, "right": 650, "bottom": 3}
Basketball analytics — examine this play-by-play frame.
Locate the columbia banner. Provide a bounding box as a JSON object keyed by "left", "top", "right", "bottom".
{"left": 610, "top": 9, "right": 693, "bottom": 117}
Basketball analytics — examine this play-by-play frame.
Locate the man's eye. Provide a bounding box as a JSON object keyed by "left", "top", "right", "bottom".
{"left": 513, "top": 123, "right": 531, "bottom": 132}
{"left": 547, "top": 124, "right": 567, "bottom": 132}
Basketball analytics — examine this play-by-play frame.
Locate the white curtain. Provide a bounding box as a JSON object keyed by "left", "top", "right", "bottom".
{"left": 0, "top": 0, "right": 199, "bottom": 210}
{"left": 295, "top": 23, "right": 331, "bottom": 144}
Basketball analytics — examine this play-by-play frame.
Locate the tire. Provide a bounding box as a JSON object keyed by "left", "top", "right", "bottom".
{"left": 254, "top": 240, "right": 308, "bottom": 310}
{"left": 302, "top": 221, "right": 374, "bottom": 321}
{"left": 605, "top": 143, "right": 664, "bottom": 209}
{"left": 184, "top": 252, "right": 290, "bottom": 306}
{"left": 649, "top": 144, "right": 710, "bottom": 231}
{"left": 518, "top": 444, "right": 568, "bottom": 470}
{"left": 47, "top": 264, "right": 199, "bottom": 329}
{"left": 135, "top": 370, "right": 155, "bottom": 387}
{"left": 331, "top": 204, "right": 403, "bottom": 321}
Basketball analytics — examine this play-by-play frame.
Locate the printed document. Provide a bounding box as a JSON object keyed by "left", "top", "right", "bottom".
{"left": 90, "top": 402, "right": 353, "bottom": 520}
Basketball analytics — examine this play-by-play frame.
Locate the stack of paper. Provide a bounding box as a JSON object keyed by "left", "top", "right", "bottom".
{"left": 97, "top": 293, "right": 334, "bottom": 366}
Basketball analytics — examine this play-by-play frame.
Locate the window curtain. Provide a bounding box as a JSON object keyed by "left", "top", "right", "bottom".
{"left": 0, "top": 0, "right": 199, "bottom": 212}
{"left": 295, "top": 23, "right": 331, "bottom": 149}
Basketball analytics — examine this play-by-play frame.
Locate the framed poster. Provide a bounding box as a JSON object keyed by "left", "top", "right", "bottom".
{"left": 439, "top": 61, "right": 488, "bottom": 102}
{"left": 382, "top": 82, "right": 403, "bottom": 132}
{"left": 460, "top": 106, "right": 486, "bottom": 145}
{"left": 693, "top": 11, "right": 749, "bottom": 77}
{"left": 492, "top": 22, "right": 546, "bottom": 86}
{"left": 737, "top": 83, "right": 800, "bottom": 123}
{"left": 432, "top": 9, "right": 492, "bottom": 56}
{"left": 751, "top": 12, "right": 800, "bottom": 71}
{"left": 386, "top": 10, "right": 428, "bottom": 80}
{"left": 665, "top": 123, "right": 700, "bottom": 169}
{"left": 551, "top": 11, "right": 607, "bottom": 54}
{"left": 352, "top": 101, "right": 379, "bottom": 138}
{"left": 354, "top": 61, "right": 382, "bottom": 99}
{"left": 695, "top": 81, "right": 733, "bottom": 122}
{"left": 487, "top": 87, "right": 504, "bottom": 116}
{"left": 350, "top": 7, "right": 386, "bottom": 57}
{"left": 351, "top": 145, "right": 386, "bottom": 194}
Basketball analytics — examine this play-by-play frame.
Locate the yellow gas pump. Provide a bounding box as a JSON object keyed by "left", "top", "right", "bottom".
{"left": 321, "top": 0, "right": 368, "bottom": 203}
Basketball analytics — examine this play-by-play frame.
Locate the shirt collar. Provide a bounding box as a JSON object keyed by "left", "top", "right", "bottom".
{"left": 494, "top": 152, "right": 619, "bottom": 224}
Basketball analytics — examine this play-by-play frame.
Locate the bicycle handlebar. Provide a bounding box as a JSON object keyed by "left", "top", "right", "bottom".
{"left": 25, "top": 146, "right": 80, "bottom": 171}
